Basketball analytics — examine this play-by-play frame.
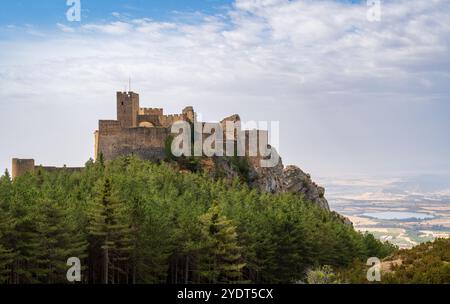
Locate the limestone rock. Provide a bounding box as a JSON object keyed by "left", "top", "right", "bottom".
{"left": 247, "top": 160, "right": 331, "bottom": 211}
{"left": 331, "top": 211, "right": 353, "bottom": 227}
{"left": 282, "top": 165, "right": 330, "bottom": 211}
{"left": 249, "top": 159, "right": 285, "bottom": 194}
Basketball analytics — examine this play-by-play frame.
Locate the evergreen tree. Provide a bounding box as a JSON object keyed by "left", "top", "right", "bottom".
{"left": 0, "top": 158, "right": 397, "bottom": 284}
{"left": 198, "top": 202, "right": 245, "bottom": 283}
{"left": 0, "top": 204, "right": 14, "bottom": 283}
{"left": 34, "top": 199, "right": 88, "bottom": 283}
{"left": 88, "top": 178, "right": 132, "bottom": 284}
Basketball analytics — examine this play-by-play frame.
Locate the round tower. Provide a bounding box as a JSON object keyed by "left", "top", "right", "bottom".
{"left": 12, "top": 158, "right": 35, "bottom": 179}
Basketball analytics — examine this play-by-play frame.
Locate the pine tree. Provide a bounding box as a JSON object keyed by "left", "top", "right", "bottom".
{"left": 34, "top": 199, "right": 88, "bottom": 283}
{"left": 2, "top": 173, "right": 43, "bottom": 284}
{"left": 0, "top": 203, "right": 14, "bottom": 283}
{"left": 197, "top": 202, "right": 245, "bottom": 283}
{"left": 88, "top": 178, "right": 132, "bottom": 284}
{"left": 0, "top": 170, "right": 12, "bottom": 205}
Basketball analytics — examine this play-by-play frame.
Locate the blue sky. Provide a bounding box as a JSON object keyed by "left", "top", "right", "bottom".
{"left": 0, "top": 0, "right": 233, "bottom": 26}
{"left": 0, "top": 0, "right": 449, "bottom": 182}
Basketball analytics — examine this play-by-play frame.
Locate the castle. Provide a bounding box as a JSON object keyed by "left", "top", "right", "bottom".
{"left": 94, "top": 91, "right": 195, "bottom": 163}
{"left": 10, "top": 91, "right": 333, "bottom": 212}
{"left": 12, "top": 91, "right": 272, "bottom": 178}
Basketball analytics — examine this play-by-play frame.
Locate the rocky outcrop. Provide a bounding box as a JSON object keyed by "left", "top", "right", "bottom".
{"left": 248, "top": 157, "right": 330, "bottom": 211}
{"left": 330, "top": 211, "right": 353, "bottom": 227}
{"left": 249, "top": 159, "right": 285, "bottom": 194}
{"left": 194, "top": 154, "right": 352, "bottom": 225}
{"left": 282, "top": 165, "right": 330, "bottom": 211}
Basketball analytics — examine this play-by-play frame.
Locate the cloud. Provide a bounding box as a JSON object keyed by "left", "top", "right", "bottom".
{"left": 81, "top": 21, "right": 134, "bottom": 35}
{"left": 57, "top": 23, "right": 76, "bottom": 33}
{"left": 0, "top": 0, "right": 450, "bottom": 178}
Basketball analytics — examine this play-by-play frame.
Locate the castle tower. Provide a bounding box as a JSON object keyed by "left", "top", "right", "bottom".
{"left": 182, "top": 106, "right": 195, "bottom": 123}
{"left": 117, "top": 91, "right": 140, "bottom": 128}
{"left": 12, "top": 158, "right": 35, "bottom": 179}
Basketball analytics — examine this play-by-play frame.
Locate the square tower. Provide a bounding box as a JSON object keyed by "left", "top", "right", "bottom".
{"left": 117, "top": 91, "right": 140, "bottom": 128}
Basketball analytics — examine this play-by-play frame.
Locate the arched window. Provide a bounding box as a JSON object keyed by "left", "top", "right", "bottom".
{"left": 139, "top": 121, "right": 154, "bottom": 128}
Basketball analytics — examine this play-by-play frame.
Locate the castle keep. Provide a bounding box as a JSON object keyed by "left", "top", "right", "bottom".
{"left": 94, "top": 91, "right": 195, "bottom": 162}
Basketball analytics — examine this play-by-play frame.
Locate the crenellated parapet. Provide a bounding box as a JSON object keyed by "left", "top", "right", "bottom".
{"left": 139, "top": 107, "right": 164, "bottom": 116}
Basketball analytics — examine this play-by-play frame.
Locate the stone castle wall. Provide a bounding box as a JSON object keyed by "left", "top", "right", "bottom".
{"left": 97, "top": 126, "right": 169, "bottom": 162}
{"left": 159, "top": 114, "right": 187, "bottom": 127}
{"left": 137, "top": 114, "right": 160, "bottom": 127}
{"left": 96, "top": 92, "right": 195, "bottom": 162}
{"left": 12, "top": 158, "right": 83, "bottom": 179}
{"left": 99, "top": 120, "right": 122, "bottom": 135}
{"left": 139, "top": 107, "right": 163, "bottom": 116}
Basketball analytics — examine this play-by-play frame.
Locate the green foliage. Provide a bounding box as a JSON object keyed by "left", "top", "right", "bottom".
{"left": 339, "top": 237, "right": 450, "bottom": 284}
{"left": 228, "top": 156, "right": 250, "bottom": 183}
{"left": 88, "top": 178, "right": 132, "bottom": 284}
{"left": 164, "top": 135, "right": 176, "bottom": 162}
{"left": 382, "top": 238, "right": 450, "bottom": 284}
{"left": 197, "top": 202, "right": 246, "bottom": 283}
{"left": 0, "top": 157, "right": 396, "bottom": 284}
{"left": 306, "top": 265, "right": 341, "bottom": 284}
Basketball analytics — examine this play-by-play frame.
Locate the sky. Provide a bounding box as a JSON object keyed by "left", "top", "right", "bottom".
{"left": 0, "top": 0, "right": 450, "bottom": 182}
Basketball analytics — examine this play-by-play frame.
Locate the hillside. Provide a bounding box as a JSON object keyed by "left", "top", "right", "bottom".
{"left": 0, "top": 156, "right": 395, "bottom": 284}
{"left": 381, "top": 238, "right": 450, "bottom": 283}
{"left": 338, "top": 237, "right": 450, "bottom": 284}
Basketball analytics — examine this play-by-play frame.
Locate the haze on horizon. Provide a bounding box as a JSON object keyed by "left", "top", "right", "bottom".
{"left": 1, "top": 0, "right": 450, "bottom": 183}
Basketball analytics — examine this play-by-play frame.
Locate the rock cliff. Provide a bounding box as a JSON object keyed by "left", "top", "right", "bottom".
{"left": 205, "top": 154, "right": 331, "bottom": 212}
{"left": 249, "top": 158, "right": 330, "bottom": 211}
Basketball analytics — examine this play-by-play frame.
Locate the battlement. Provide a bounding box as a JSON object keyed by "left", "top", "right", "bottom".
{"left": 139, "top": 107, "right": 164, "bottom": 116}
{"left": 117, "top": 91, "right": 139, "bottom": 100}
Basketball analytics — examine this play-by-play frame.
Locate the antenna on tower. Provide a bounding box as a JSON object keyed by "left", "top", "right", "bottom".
{"left": 128, "top": 77, "right": 131, "bottom": 92}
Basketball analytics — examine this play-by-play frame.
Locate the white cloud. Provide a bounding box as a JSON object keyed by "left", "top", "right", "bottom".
{"left": 81, "top": 21, "right": 134, "bottom": 35}
{"left": 57, "top": 23, "right": 76, "bottom": 33}
{"left": 0, "top": 0, "right": 450, "bottom": 177}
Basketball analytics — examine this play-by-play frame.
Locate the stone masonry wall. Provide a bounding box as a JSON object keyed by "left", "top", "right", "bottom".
{"left": 97, "top": 126, "right": 169, "bottom": 162}
{"left": 12, "top": 158, "right": 35, "bottom": 179}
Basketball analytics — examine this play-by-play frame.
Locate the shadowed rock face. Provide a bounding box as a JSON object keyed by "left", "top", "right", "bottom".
{"left": 247, "top": 162, "right": 355, "bottom": 226}
{"left": 282, "top": 165, "right": 330, "bottom": 211}
{"left": 246, "top": 158, "right": 330, "bottom": 211}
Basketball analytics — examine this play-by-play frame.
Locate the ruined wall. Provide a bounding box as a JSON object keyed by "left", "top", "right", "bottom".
{"left": 35, "top": 166, "right": 84, "bottom": 174}
{"left": 12, "top": 158, "right": 35, "bottom": 179}
{"left": 159, "top": 114, "right": 187, "bottom": 128}
{"left": 182, "top": 106, "right": 195, "bottom": 123}
{"left": 97, "top": 127, "right": 169, "bottom": 162}
{"left": 243, "top": 129, "right": 272, "bottom": 168}
{"left": 12, "top": 158, "right": 84, "bottom": 179}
